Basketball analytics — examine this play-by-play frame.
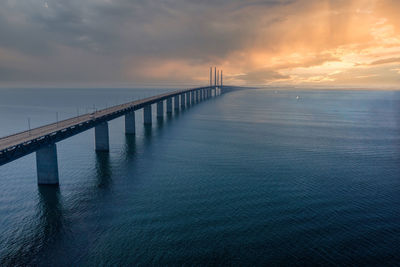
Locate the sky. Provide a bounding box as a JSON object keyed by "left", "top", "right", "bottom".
{"left": 0, "top": 0, "right": 399, "bottom": 88}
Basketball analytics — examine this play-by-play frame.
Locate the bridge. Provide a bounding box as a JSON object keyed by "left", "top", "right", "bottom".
{"left": 0, "top": 71, "right": 223, "bottom": 185}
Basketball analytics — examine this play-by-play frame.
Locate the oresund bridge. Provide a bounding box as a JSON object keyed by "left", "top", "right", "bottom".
{"left": 0, "top": 68, "right": 224, "bottom": 185}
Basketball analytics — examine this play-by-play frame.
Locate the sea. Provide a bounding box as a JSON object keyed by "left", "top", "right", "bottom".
{"left": 0, "top": 87, "right": 399, "bottom": 265}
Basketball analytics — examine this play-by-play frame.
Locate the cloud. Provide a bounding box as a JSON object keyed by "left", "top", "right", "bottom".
{"left": 368, "top": 57, "right": 400, "bottom": 65}
{"left": 234, "top": 69, "right": 290, "bottom": 84}
{"left": 0, "top": 0, "right": 399, "bottom": 87}
{"left": 273, "top": 53, "right": 341, "bottom": 70}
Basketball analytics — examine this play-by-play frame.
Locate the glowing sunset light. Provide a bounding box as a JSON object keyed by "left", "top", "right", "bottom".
{"left": 0, "top": 0, "right": 399, "bottom": 88}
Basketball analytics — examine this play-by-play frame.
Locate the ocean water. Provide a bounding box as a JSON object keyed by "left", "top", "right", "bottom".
{"left": 0, "top": 88, "right": 399, "bottom": 266}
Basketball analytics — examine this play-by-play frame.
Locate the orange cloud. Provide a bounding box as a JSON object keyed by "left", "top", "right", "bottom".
{"left": 219, "top": 0, "right": 400, "bottom": 87}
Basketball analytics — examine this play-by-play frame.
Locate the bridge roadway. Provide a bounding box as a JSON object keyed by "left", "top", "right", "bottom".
{"left": 0, "top": 86, "right": 215, "bottom": 167}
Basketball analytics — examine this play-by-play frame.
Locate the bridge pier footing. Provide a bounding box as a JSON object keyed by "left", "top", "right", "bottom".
{"left": 125, "top": 112, "right": 135, "bottom": 134}
{"left": 36, "top": 143, "right": 59, "bottom": 185}
{"left": 95, "top": 122, "right": 110, "bottom": 151}
{"left": 167, "top": 98, "right": 172, "bottom": 114}
{"left": 157, "top": 101, "right": 164, "bottom": 118}
{"left": 144, "top": 105, "right": 152, "bottom": 124}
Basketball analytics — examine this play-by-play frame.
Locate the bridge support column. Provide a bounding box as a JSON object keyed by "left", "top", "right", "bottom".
{"left": 191, "top": 91, "right": 195, "bottom": 103}
{"left": 186, "top": 92, "right": 190, "bottom": 106}
{"left": 125, "top": 112, "right": 135, "bottom": 135}
{"left": 174, "top": 95, "right": 179, "bottom": 110}
{"left": 95, "top": 122, "right": 109, "bottom": 151}
{"left": 167, "top": 98, "right": 172, "bottom": 114}
{"left": 157, "top": 101, "right": 164, "bottom": 118}
{"left": 36, "top": 143, "right": 59, "bottom": 185}
{"left": 144, "top": 105, "right": 152, "bottom": 124}
{"left": 181, "top": 94, "right": 185, "bottom": 108}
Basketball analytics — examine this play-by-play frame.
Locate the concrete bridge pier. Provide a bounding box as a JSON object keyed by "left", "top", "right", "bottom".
{"left": 125, "top": 112, "right": 135, "bottom": 135}
{"left": 144, "top": 105, "right": 152, "bottom": 124}
{"left": 36, "top": 143, "right": 59, "bottom": 185}
{"left": 174, "top": 95, "right": 179, "bottom": 110}
{"left": 191, "top": 91, "right": 195, "bottom": 103}
{"left": 186, "top": 92, "right": 190, "bottom": 106}
{"left": 95, "top": 122, "right": 110, "bottom": 151}
{"left": 157, "top": 101, "right": 164, "bottom": 118}
{"left": 181, "top": 94, "right": 186, "bottom": 108}
{"left": 167, "top": 98, "right": 172, "bottom": 114}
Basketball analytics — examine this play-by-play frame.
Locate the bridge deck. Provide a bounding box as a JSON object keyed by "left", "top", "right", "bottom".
{"left": 0, "top": 86, "right": 212, "bottom": 165}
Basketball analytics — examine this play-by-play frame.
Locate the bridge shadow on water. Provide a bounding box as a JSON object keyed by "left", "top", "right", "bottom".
{"left": 4, "top": 151, "right": 113, "bottom": 265}
{"left": 119, "top": 104, "right": 194, "bottom": 171}
{"left": 123, "top": 134, "right": 137, "bottom": 161}
{"left": 95, "top": 152, "right": 112, "bottom": 189}
{"left": 1, "top": 186, "right": 66, "bottom": 266}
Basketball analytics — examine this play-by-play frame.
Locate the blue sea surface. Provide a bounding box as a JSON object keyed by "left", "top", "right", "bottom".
{"left": 0, "top": 88, "right": 399, "bottom": 265}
